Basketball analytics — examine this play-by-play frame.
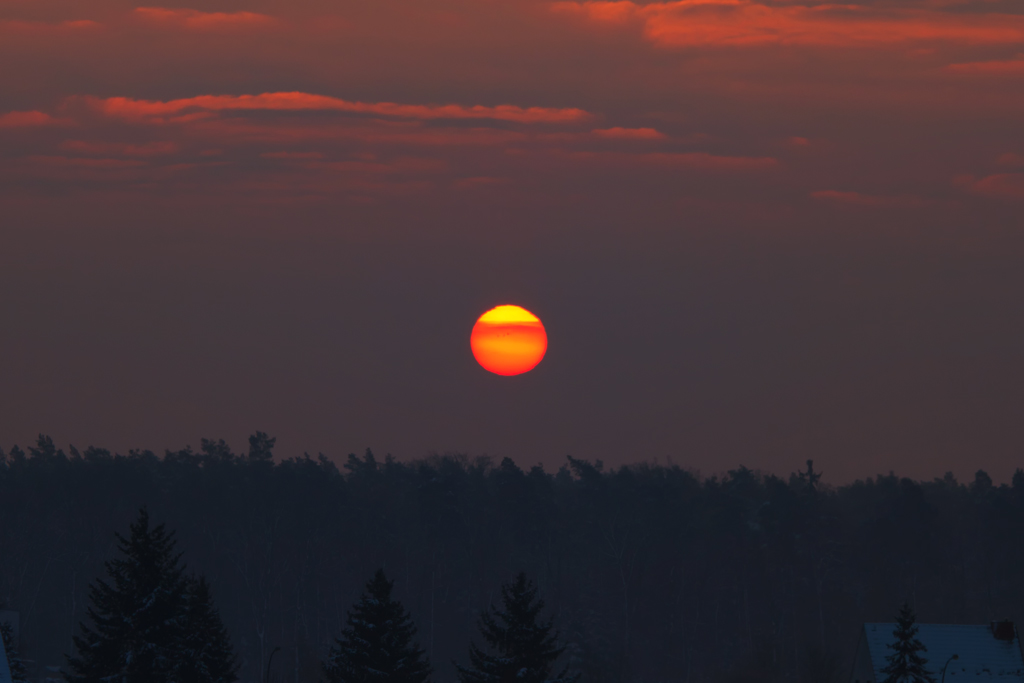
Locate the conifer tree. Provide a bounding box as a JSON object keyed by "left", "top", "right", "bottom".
{"left": 881, "top": 603, "right": 936, "bottom": 683}
{"left": 323, "top": 569, "right": 432, "bottom": 683}
{"left": 65, "top": 508, "right": 188, "bottom": 683}
{"left": 174, "top": 575, "right": 239, "bottom": 683}
{"left": 456, "top": 573, "right": 575, "bottom": 683}
{"left": 1, "top": 621, "right": 28, "bottom": 682}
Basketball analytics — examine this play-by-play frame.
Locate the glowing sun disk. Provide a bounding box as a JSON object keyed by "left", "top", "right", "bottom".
{"left": 471, "top": 305, "right": 547, "bottom": 376}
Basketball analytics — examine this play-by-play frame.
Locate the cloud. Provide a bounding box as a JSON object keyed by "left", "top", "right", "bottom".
{"left": 567, "top": 150, "right": 777, "bottom": 170}
{"left": 0, "top": 19, "right": 100, "bottom": 34}
{"left": 260, "top": 151, "right": 326, "bottom": 160}
{"left": 306, "top": 157, "right": 449, "bottom": 175}
{"left": 0, "top": 111, "right": 71, "bottom": 128}
{"left": 26, "top": 155, "right": 145, "bottom": 169}
{"left": 945, "top": 54, "right": 1024, "bottom": 74}
{"left": 640, "top": 151, "right": 776, "bottom": 170}
{"left": 185, "top": 119, "right": 531, "bottom": 147}
{"left": 555, "top": 0, "right": 1024, "bottom": 48}
{"left": 453, "top": 176, "right": 511, "bottom": 189}
{"left": 59, "top": 140, "right": 179, "bottom": 156}
{"left": 592, "top": 127, "right": 666, "bottom": 140}
{"left": 811, "top": 190, "right": 927, "bottom": 207}
{"left": 958, "top": 173, "right": 1024, "bottom": 199}
{"left": 133, "top": 7, "right": 277, "bottom": 30}
{"left": 996, "top": 153, "right": 1024, "bottom": 168}
{"left": 82, "top": 93, "right": 592, "bottom": 124}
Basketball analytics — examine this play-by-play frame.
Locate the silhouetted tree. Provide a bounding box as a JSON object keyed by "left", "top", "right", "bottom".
{"left": 65, "top": 508, "right": 188, "bottom": 683}
{"left": 175, "top": 575, "right": 239, "bottom": 683}
{"left": 456, "top": 573, "right": 574, "bottom": 683}
{"left": 323, "top": 569, "right": 431, "bottom": 683}
{"left": 1, "top": 620, "right": 28, "bottom": 682}
{"left": 880, "top": 603, "right": 935, "bottom": 683}
{"left": 247, "top": 432, "right": 276, "bottom": 463}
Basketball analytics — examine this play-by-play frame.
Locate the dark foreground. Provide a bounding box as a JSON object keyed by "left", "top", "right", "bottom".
{"left": 2, "top": 434, "right": 1021, "bottom": 682}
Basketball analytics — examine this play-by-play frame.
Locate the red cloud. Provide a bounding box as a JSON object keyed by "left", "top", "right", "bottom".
{"left": 260, "top": 151, "right": 326, "bottom": 160}
{"left": 82, "top": 93, "right": 591, "bottom": 124}
{"left": 133, "top": 7, "right": 276, "bottom": 29}
{"left": 996, "top": 153, "right": 1024, "bottom": 168}
{"left": 188, "top": 119, "right": 530, "bottom": 147}
{"left": 0, "top": 19, "right": 100, "bottom": 34}
{"left": 592, "top": 127, "right": 666, "bottom": 140}
{"left": 945, "top": 54, "right": 1024, "bottom": 74}
{"left": 307, "top": 157, "right": 448, "bottom": 175}
{"left": 959, "top": 173, "right": 1024, "bottom": 199}
{"left": 811, "top": 190, "right": 927, "bottom": 207}
{"left": 25, "top": 155, "right": 146, "bottom": 170}
{"left": 555, "top": 0, "right": 1024, "bottom": 47}
{"left": 641, "top": 152, "right": 776, "bottom": 170}
{"left": 454, "top": 176, "right": 511, "bottom": 189}
{"left": 59, "top": 140, "right": 179, "bottom": 156}
{"left": 0, "top": 111, "right": 70, "bottom": 128}
{"left": 566, "top": 150, "right": 777, "bottom": 170}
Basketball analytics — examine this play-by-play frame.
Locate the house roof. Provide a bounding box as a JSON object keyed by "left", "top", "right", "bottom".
{"left": 863, "top": 623, "right": 1024, "bottom": 681}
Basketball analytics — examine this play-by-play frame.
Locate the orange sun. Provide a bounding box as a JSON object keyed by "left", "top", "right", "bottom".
{"left": 470, "top": 305, "right": 548, "bottom": 376}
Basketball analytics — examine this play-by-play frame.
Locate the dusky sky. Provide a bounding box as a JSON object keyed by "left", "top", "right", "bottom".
{"left": 1, "top": 0, "right": 1023, "bottom": 482}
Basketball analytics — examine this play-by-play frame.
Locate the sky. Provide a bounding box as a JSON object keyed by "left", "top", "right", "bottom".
{"left": 1, "top": 0, "right": 1023, "bottom": 482}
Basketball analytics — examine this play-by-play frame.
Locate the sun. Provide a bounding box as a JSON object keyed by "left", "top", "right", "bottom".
{"left": 470, "top": 305, "right": 548, "bottom": 376}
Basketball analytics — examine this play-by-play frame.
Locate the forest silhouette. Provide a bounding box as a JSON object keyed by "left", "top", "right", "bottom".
{"left": 2, "top": 433, "right": 1022, "bottom": 682}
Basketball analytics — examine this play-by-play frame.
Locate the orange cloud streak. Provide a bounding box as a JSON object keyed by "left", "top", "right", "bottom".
{"left": 83, "top": 93, "right": 592, "bottom": 124}
{"left": 593, "top": 127, "right": 666, "bottom": 139}
{"left": 555, "top": 0, "right": 1024, "bottom": 47}
{"left": 133, "top": 7, "right": 277, "bottom": 29}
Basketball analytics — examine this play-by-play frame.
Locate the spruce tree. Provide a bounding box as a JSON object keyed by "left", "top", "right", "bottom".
{"left": 880, "top": 603, "right": 936, "bottom": 683}
{"left": 456, "top": 573, "right": 575, "bottom": 683}
{"left": 1, "top": 620, "right": 28, "bottom": 682}
{"left": 65, "top": 508, "right": 188, "bottom": 683}
{"left": 174, "top": 575, "right": 239, "bottom": 683}
{"left": 323, "top": 569, "right": 432, "bottom": 683}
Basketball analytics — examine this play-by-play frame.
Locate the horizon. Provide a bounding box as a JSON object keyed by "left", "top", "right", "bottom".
{"left": 4, "top": 432, "right": 1021, "bottom": 486}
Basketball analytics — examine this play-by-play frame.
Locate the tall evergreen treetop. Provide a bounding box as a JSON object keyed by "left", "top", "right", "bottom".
{"left": 65, "top": 508, "right": 188, "bottom": 683}
{"left": 456, "top": 573, "right": 575, "bottom": 683}
{"left": 323, "top": 569, "right": 432, "bottom": 683}
{"left": 881, "top": 603, "right": 936, "bottom": 683}
{"left": 175, "top": 575, "right": 239, "bottom": 683}
{"left": 1, "top": 621, "right": 28, "bottom": 683}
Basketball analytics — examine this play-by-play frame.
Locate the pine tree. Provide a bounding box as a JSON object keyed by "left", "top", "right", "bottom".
{"left": 323, "top": 569, "right": 432, "bottom": 683}
{"left": 880, "top": 603, "right": 936, "bottom": 683}
{"left": 1, "top": 621, "right": 28, "bottom": 682}
{"left": 456, "top": 573, "right": 575, "bottom": 683}
{"left": 65, "top": 508, "right": 188, "bottom": 683}
{"left": 174, "top": 575, "right": 239, "bottom": 683}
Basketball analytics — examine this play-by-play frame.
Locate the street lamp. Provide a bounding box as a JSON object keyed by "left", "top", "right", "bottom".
{"left": 265, "top": 645, "right": 282, "bottom": 683}
{"left": 941, "top": 653, "right": 959, "bottom": 683}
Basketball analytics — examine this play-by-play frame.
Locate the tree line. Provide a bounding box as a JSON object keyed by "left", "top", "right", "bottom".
{"left": 3, "top": 433, "right": 1024, "bottom": 682}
